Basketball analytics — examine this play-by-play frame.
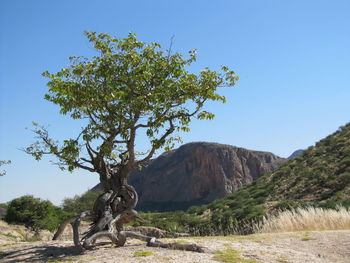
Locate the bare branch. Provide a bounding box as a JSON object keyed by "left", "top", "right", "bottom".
{"left": 136, "top": 120, "right": 175, "bottom": 166}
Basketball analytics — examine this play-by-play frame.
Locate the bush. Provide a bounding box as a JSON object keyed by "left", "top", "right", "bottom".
{"left": 0, "top": 203, "right": 7, "bottom": 219}
{"left": 62, "top": 189, "right": 103, "bottom": 214}
{"left": 5, "top": 195, "right": 70, "bottom": 232}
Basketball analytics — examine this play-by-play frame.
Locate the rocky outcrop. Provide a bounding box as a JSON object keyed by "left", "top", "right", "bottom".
{"left": 127, "top": 142, "right": 286, "bottom": 211}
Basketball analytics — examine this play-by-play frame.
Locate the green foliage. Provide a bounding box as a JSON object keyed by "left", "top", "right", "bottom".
{"left": 5, "top": 195, "right": 72, "bottom": 232}
{"left": 133, "top": 250, "right": 154, "bottom": 257}
{"left": 133, "top": 210, "right": 202, "bottom": 234}
{"left": 0, "top": 160, "right": 11, "bottom": 176}
{"left": 1, "top": 233, "right": 17, "bottom": 239}
{"left": 24, "top": 31, "right": 237, "bottom": 173}
{"left": 274, "top": 200, "right": 300, "bottom": 210}
{"left": 62, "top": 189, "right": 103, "bottom": 214}
{"left": 0, "top": 203, "right": 7, "bottom": 220}
{"left": 214, "top": 249, "right": 259, "bottom": 263}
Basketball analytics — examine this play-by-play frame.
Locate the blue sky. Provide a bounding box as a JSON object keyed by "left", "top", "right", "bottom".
{"left": 1, "top": 0, "right": 349, "bottom": 205}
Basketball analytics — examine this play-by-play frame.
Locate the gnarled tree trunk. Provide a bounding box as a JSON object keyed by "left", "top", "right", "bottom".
{"left": 53, "top": 167, "right": 204, "bottom": 253}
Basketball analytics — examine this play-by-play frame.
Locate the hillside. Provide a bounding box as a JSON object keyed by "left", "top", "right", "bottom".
{"left": 93, "top": 142, "right": 285, "bottom": 211}
{"left": 288, "top": 149, "right": 304, "bottom": 159}
{"left": 182, "top": 123, "right": 350, "bottom": 233}
{"left": 133, "top": 123, "right": 350, "bottom": 235}
{"left": 265, "top": 122, "right": 350, "bottom": 204}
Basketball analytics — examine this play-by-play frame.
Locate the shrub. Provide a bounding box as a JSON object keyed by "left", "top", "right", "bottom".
{"left": 274, "top": 200, "right": 299, "bottom": 210}
{"left": 62, "top": 189, "right": 103, "bottom": 214}
{"left": 5, "top": 195, "right": 70, "bottom": 232}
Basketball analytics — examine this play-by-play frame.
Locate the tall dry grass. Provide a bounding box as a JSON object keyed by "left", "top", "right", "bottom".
{"left": 255, "top": 206, "right": 350, "bottom": 233}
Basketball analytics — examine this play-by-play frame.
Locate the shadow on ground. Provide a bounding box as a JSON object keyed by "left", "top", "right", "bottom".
{"left": 1, "top": 243, "right": 80, "bottom": 263}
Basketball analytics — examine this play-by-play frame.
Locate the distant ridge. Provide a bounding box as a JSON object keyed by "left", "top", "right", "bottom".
{"left": 288, "top": 149, "right": 304, "bottom": 159}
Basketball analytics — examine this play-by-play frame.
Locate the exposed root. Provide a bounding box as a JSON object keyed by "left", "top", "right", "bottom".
{"left": 147, "top": 237, "right": 204, "bottom": 252}
{"left": 72, "top": 211, "right": 94, "bottom": 252}
{"left": 82, "top": 230, "right": 204, "bottom": 253}
{"left": 53, "top": 182, "right": 204, "bottom": 253}
{"left": 52, "top": 215, "right": 79, "bottom": 240}
{"left": 83, "top": 231, "right": 120, "bottom": 249}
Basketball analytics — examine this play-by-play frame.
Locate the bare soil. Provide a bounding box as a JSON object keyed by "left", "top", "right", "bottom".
{"left": 1, "top": 230, "right": 349, "bottom": 263}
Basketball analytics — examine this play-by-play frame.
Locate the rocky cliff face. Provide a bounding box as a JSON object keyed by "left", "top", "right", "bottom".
{"left": 127, "top": 142, "right": 286, "bottom": 211}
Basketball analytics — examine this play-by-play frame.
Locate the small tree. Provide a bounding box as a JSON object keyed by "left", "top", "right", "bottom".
{"left": 5, "top": 195, "right": 68, "bottom": 232}
{"left": 25, "top": 31, "right": 238, "bottom": 251}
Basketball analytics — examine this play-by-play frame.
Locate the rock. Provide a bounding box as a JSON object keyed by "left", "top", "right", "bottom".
{"left": 92, "top": 142, "right": 286, "bottom": 211}
{"left": 128, "top": 142, "right": 286, "bottom": 211}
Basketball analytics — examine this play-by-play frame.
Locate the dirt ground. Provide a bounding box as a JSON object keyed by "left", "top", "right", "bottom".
{"left": 1, "top": 230, "right": 350, "bottom": 263}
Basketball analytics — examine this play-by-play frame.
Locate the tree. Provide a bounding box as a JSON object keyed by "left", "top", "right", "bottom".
{"left": 62, "top": 188, "right": 103, "bottom": 214}
{"left": 25, "top": 31, "right": 238, "bottom": 252}
{"left": 5, "top": 195, "right": 69, "bottom": 232}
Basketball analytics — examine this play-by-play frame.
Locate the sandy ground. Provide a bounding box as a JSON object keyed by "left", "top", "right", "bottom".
{"left": 1, "top": 230, "right": 350, "bottom": 263}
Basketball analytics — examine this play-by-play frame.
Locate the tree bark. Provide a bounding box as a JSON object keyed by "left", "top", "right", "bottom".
{"left": 53, "top": 168, "right": 204, "bottom": 253}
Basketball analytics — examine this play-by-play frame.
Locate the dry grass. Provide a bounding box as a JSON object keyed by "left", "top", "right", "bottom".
{"left": 255, "top": 206, "right": 350, "bottom": 233}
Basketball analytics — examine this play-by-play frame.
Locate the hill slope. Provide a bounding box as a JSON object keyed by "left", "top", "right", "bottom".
{"left": 183, "top": 123, "right": 350, "bottom": 233}
{"left": 288, "top": 149, "right": 304, "bottom": 159}
{"left": 136, "top": 123, "right": 350, "bottom": 235}
{"left": 264, "top": 123, "right": 350, "bottom": 204}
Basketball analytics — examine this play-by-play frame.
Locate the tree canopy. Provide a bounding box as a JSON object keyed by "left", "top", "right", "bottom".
{"left": 0, "top": 160, "right": 11, "bottom": 176}
{"left": 25, "top": 31, "right": 238, "bottom": 179}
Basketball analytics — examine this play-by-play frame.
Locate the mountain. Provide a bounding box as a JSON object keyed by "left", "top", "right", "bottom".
{"left": 176, "top": 123, "right": 350, "bottom": 234}
{"left": 130, "top": 142, "right": 286, "bottom": 211}
{"left": 288, "top": 149, "right": 304, "bottom": 159}
{"left": 93, "top": 142, "right": 286, "bottom": 212}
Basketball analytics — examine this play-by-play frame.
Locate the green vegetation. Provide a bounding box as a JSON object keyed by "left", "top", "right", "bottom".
{"left": 21, "top": 31, "right": 237, "bottom": 245}
{"left": 62, "top": 189, "right": 103, "bottom": 214}
{"left": 133, "top": 250, "right": 154, "bottom": 257}
{"left": 1, "top": 233, "right": 17, "bottom": 239}
{"left": 0, "top": 203, "right": 7, "bottom": 220}
{"left": 0, "top": 243, "right": 17, "bottom": 247}
{"left": 0, "top": 160, "right": 11, "bottom": 176}
{"left": 195, "top": 123, "right": 350, "bottom": 233}
{"left": 214, "top": 248, "right": 260, "bottom": 263}
{"left": 275, "top": 257, "right": 289, "bottom": 263}
{"left": 263, "top": 123, "right": 350, "bottom": 205}
{"left": 5, "top": 123, "right": 349, "bottom": 237}
{"left": 135, "top": 123, "right": 350, "bottom": 235}
{"left": 5, "top": 195, "right": 72, "bottom": 232}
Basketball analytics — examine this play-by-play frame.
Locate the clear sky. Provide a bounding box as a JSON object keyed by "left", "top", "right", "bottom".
{"left": 1, "top": 0, "right": 349, "bottom": 205}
